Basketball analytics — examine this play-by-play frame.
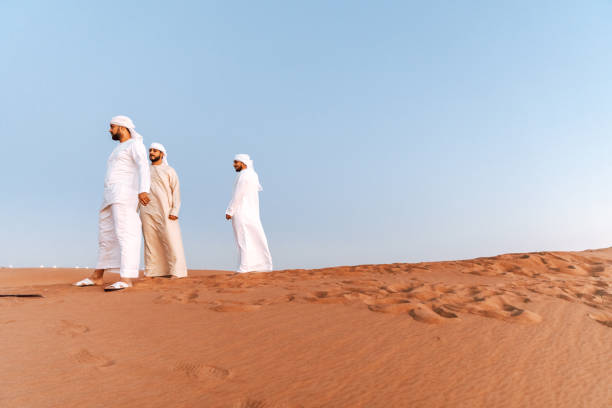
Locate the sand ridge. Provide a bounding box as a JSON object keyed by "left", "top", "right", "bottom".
{"left": 127, "top": 250, "right": 612, "bottom": 327}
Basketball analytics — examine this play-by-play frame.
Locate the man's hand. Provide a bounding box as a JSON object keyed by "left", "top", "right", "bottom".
{"left": 225, "top": 214, "right": 232, "bottom": 220}
{"left": 139, "top": 192, "right": 150, "bottom": 206}
{"left": 169, "top": 215, "right": 178, "bottom": 220}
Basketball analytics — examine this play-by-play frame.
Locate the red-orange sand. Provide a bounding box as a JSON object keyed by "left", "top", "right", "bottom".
{"left": 0, "top": 249, "right": 610, "bottom": 407}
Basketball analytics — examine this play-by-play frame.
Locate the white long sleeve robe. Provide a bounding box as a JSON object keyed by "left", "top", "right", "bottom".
{"left": 102, "top": 139, "right": 151, "bottom": 207}
{"left": 96, "top": 138, "right": 151, "bottom": 278}
{"left": 226, "top": 169, "right": 273, "bottom": 273}
{"left": 140, "top": 164, "right": 188, "bottom": 277}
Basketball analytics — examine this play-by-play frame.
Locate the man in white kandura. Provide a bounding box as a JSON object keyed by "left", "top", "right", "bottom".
{"left": 225, "top": 154, "right": 273, "bottom": 273}
{"left": 140, "top": 143, "right": 188, "bottom": 278}
{"left": 74, "top": 115, "right": 151, "bottom": 291}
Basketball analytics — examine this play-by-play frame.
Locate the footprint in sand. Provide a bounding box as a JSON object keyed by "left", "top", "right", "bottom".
{"left": 589, "top": 264, "right": 606, "bottom": 276}
{"left": 344, "top": 292, "right": 382, "bottom": 305}
{"left": 368, "top": 302, "right": 413, "bottom": 314}
{"left": 234, "top": 398, "right": 267, "bottom": 408}
{"left": 466, "top": 298, "right": 542, "bottom": 324}
{"left": 154, "top": 290, "right": 199, "bottom": 305}
{"left": 74, "top": 349, "right": 115, "bottom": 368}
{"left": 431, "top": 305, "right": 459, "bottom": 319}
{"left": 174, "top": 362, "right": 231, "bottom": 381}
{"left": 368, "top": 301, "right": 458, "bottom": 324}
{"left": 587, "top": 312, "right": 612, "bottom": 328}
{"left": 252, "top": 294, "right": 296, "bottom": 306}
{"left": 153, "top": 294, "right": 171, "bottom": 304}
{"left": 216, "top": 288, "right": 248, "bottom": 294}
{"left": 57, "top": 320, "right": 90, "bottom": 337}
{"left": 409, "top": 305, "right": 448, "bottom": 324}
{"left": 406, "top": 286, "right": 441, "bottom": 302}
{"left": 302, "top": 291, "right": 349, "bottom": 304}
{"left": 383, "top": 282, "right": 421, "bottom": 293}
{"left": 209, "top": 302, "right": 262, "bottom": 312}
{"left": 179, "top": 291, "right": 200, "bottom": 303}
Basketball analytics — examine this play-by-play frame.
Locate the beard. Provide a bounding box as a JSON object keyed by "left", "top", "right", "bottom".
{"left": 150, "top": 155, "right": 161, "bottom": 163}
{"left": 235, "top": 167, "right": 242, "bottom": 172}
{"left": 111, "top": 132, "right": 120, "bottom": 141}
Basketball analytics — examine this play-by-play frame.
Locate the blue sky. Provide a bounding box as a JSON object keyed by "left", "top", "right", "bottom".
{"left": 2, "top": 1, "right": 612, "bottom": 270}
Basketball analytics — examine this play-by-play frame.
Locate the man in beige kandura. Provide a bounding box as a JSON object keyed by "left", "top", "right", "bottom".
{"left": 140, "top": 142, "right": 188, "bottom": 278}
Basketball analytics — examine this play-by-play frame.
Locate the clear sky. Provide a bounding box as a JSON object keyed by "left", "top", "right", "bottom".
{"left": 2, "top": 1, "right": 612, "bottom": 270}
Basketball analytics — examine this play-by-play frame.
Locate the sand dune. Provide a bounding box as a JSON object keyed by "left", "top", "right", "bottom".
{"left": 0, "top": 249, "right": 610, "bottom": 407}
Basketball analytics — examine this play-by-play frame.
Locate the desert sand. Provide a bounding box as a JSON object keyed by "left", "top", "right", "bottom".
{"left": 0, "top": 249, "right": 610, "bottom": 407}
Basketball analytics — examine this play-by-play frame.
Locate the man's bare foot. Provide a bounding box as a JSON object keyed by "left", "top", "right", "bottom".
{"left": 89, "top": 269, "right": 105, "bottom": 285}
{"left": 73, "top": 269, "right": 105, "bottom": 286}
{"left": 103, "top": 278, "right": 133, "bottom": 292}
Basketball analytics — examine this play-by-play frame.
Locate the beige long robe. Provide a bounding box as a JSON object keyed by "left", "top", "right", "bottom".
{"left": 140, "top": 164, "right": 188, "bottom": 277}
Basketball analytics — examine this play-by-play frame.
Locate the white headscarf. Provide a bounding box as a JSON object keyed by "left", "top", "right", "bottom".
{"left": 234, "top": 154, "right": 262, "bottom": 191}
{"left": 110, "top": 115, "right": 143, "bottom": 140}
{"left": 234, "top": 154, "right": 254, "bottom": 170}
{"left": 150, "top": 142, "right": 168, "bottom": 165}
